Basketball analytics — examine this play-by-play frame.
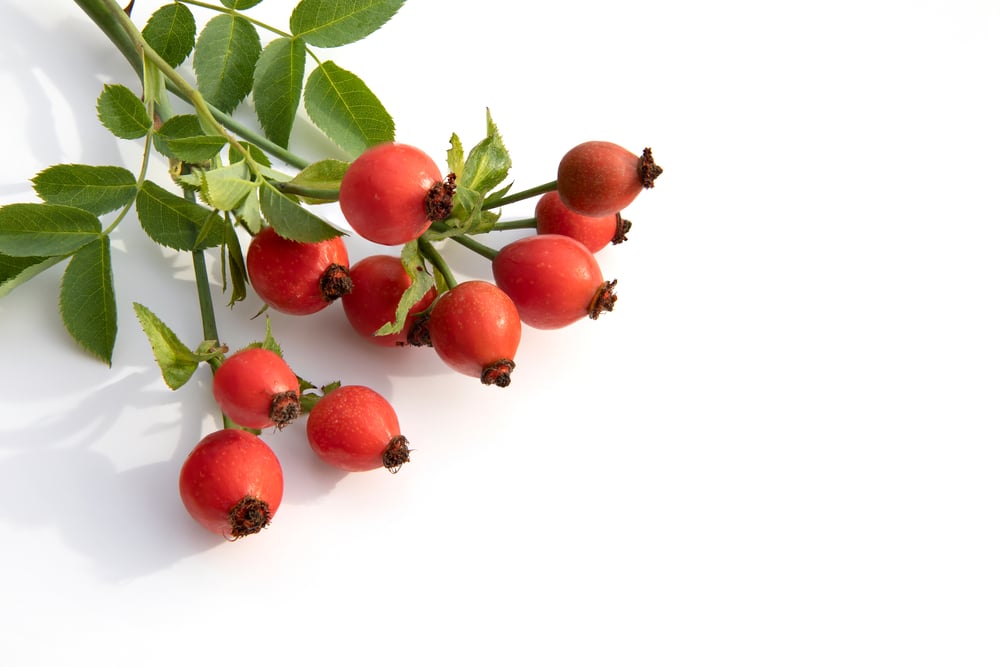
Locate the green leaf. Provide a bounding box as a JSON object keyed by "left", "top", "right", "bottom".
{"left": 446, "top": 133, "right": 464, "bottom": 182}
{"left": 288, "top": 158, "right": 349, "bottom": 202}
{"left": 199, "top": 163, "right": 256, "bottom": 211}
{"left": 0, "top": 253, "right": 62, "bottom": 298}
{"left": 153, "top": 114, "right": 204, "bottom": 158}
{"left": 222, "top": 224, "right": 248, "bottom": 306}
{"left": 304, "top": 60, "right": 394, "bottom": 159}
{"left": 0, "top": 203, "right": 102, "bottom": 257}
{"left": 135, "top": 181, "right": 225, "bottom": 250}
{"left": 259, "top": 184, "right": 346, "bottom": 242}
{"left": 32, "top": 164, "right": 137, "bottom": 215}
{"left": 96, "top": 84, "right": 152, "bottom": 140}
{"left": 165, "top": 134, "right": 229, "bottom": 162}
{"left": 374, "top": 241, "right": 434, "bottom": 336}
{"left": 230, "top": 140, "right": 272, "bottom": 168}
{"left": 290, "top": 0, "right": 405, "bottom": 47}
{"left": 253, "top": 36, "right": 306, "bottom": 148}
{"left": 193, "top": 14, "right": 262, "bottom": 114}
{"left": 132, "top": 302, "right": 202, "bottom": 389}
{"left": 60, "top": 236, "right": 116, "bottom": 366}
{"left": 459, "top": 109, "right": 511, "bottom": 194}
{"left": 142, "top": 3, "right": 197, "bottom": 68}
{"left": 222, "top": 0, "right": 264, "bottom": 8}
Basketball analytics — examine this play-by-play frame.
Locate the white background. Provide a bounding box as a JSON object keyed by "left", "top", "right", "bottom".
{"left": 1, "top": 0, "right": 999, "bottom": 665}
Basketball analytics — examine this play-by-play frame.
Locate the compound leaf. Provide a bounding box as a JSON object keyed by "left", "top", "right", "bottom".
{"left": 0, "top": 203, "right": 102, "bottom": 257}
{"left": 142, "top": 3, "right": 197, "bottom": 68}
{"left": 32, "top": 164, "right": 137, "bottom": 216}
{"left": 96, "top": 84, "right": 151, "bottom": 140}
{"left": 193, "top": 14, "right": 262, "bottom": 113}
{"left": 253, "top": 36, "right": 306, "bottom": 148}
{"left": 259, "top": 184, "right": 346, "bottom": 242}
{"left": 304, "top": 60, "right": 394, "bottom": 159}
{"left": 135, "top": 181, "right": 225, "bottom": 251}
{"left": 60, "top": 236, "right": 116, "bottom": 366}
{"left": 290, "top": 0, "right": 405, "bottom": 47}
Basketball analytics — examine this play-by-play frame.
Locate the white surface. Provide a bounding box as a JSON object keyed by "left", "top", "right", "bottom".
{"left": 1, "top": 0, "right": 999, "bottom": 665}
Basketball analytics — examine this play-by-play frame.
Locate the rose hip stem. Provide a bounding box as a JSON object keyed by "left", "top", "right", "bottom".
{"left": 481, "top": 180, "right": 557, "bottom": 210}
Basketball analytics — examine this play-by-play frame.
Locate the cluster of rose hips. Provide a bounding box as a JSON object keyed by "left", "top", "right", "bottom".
{"left": 179, "top": 140, "right": 662, "bottom": 540}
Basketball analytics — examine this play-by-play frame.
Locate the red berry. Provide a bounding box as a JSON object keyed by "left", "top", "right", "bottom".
{"left": 246, "top": 226, "right": 351, "bottom": 316}
{"left": 428, "top": 280, "right": 521, "bottom": 387}
{"left": 340, "top": 254, "right": 437, "bottom": 347}
{"left": 338, "top": 142, "right": 456, "bottom": 246}
{"left": 306, "top": 385, "right": 411, "bottom": 472}
{"left": 556, "top": 141, "right": 662, "bottom": 217}
{"left": 178, "top": 429, "right": 284, "bottom": 539}
{"left": 492, "top": 234, "right": 617, "bottom": 330}
{"left": 534, "top": 190, "right": 630, "bottom": 253}
{"left": 212, "top": 347, "right": 301, "bottom": 430}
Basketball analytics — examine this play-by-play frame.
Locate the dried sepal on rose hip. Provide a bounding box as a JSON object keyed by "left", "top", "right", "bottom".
{"left": 306, "top": 385, "right": 411, "bottom": 473}
{"left": 427, "top": 280, "right": 521, "bottom": 387}
{"left": 246, "top": 226, "right": 352, "bottom": 316}
{"left": 178, "top": 429, "right": 284, "bottom": 540}
{"left": 556, "top": 141, "right": 662, "bottom": 217}
{"left": 212, "top": 347, "right": 301, "bottom": 430}
{"left": 338, "top": 142, "right": 456, "bottom": 246}
{"left": 492, "top": 234, "right": 617, "bottom": 330}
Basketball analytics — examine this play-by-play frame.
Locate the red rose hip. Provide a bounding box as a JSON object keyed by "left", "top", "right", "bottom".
{"left": 212, "top": 347, "right": 301, "bottom": 430}
{"left": 428, "top": 280, "right": 521, "bottom": 387}
{"left": 556, "top": 141, "right": 662, "bottom": 217}
{"left": 306, "top": 385, "right": 411, "bottom": 472}
{"left": 340, "top": 254, "right": 437, "bottom": 347}
{"left": 338, "top": 142, "right": 456, "bottom": 245}
{"left": 534, "top": 190, "right": 631, "bottom": 253}
{"left": 246, "top": 226, "right": 351, "bottom": 316}
{"left": 492, "top": 234, "right": 617, "bottom": 330}
{"left": 178, "top": 428, "right": 284, "bottom": 539}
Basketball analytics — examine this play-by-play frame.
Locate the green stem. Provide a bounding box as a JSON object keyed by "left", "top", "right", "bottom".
{"left": 273, "top": 181, "right": 340, "bottom": 201}
{"left": 178, "top": 0, "right": 294, "bottom": 38}
{"left": 484, "top": 217, "right": 537, "bottom": 233}
{"left": 74, "top": 0, "right": 310, "bottom": 170}
{"left": 191, "top": 249, "right": 219, "bottom": 344}
{"left": 417, "top": 237, "right": 458, "bottom": 290}
{"left": 484, "top": 180, "right": 557, "bottom": 210}
{"left": 447, "top": 233, "right": 498, "bottom": 261}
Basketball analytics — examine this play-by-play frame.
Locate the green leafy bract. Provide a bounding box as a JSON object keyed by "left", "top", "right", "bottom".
{"left": 0, "top": 203, "right": 102, "bottom": 257}
{"left": 374, "top": 240, "right": 434, "bottom": 337}
{"left": 304, "top": 60, "right": 394, "bottom": 159}
{"left": 198, "top": 162, "right": 257, "bottom": 212}
{"left": 253, "top": 36, "right": 306, "bottom": 148}
{"left": 60, "top": 236, "right": 116, "bottom": 366}
{"left": 259, "top": 184, "right": 346, "bottom": 242}
{"left": 135, "top": 181, "right": 226, "bottom": 251}
{"left": 288, "top": 158, "right": 349, "bottom": 202}
{"left": 222, "top": 224, "right": 249, "bottom": 306}
{"left": 290, "top": 0, "right": 405, "bottom": 47}
{"left": 458, "top": 110, "right": 511, "bottom": 195}
{"left": 96, "top": 84, "right": 151, "bottom": 140}
{"left": 132, "top": 302, "right": 204, "bottom": 389}
{"left": 32, "top": 164, "right": 137, "bottom": 216}
{"left": 192, "top": 14, "right": 262, "bottom": 114}
{"left": 142, "top": 3, "right": 197, "bottom": 68}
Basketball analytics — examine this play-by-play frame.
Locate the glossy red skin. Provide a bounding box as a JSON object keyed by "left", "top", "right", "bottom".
{"left": 306, "top": 385, "right": 404, "bottom": 471}
{"left": 246, "top": 226, "right": 350, "bottom": 316}
{"left": 534, "top": 190, "right": 619, "bottom": 253}
{"left": 428, "top": 280, "right": 521, "bottom": 378}
{"left": 492, "top": 234, "right": 606, "bottom": 330}
{"left": 556, "top": 141, "right": 643, "bottom": 217}
{"left": 338, "top": 143, "right": 442, "bottom": 245}
{"left": 340, "top": 254, "right": 437, "bottom": 347}
{"left": 178, "top": 429, "right": 284, "bottom": 538}
{"left": 212, "top": 347, "right": 300, "bottom": 429}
